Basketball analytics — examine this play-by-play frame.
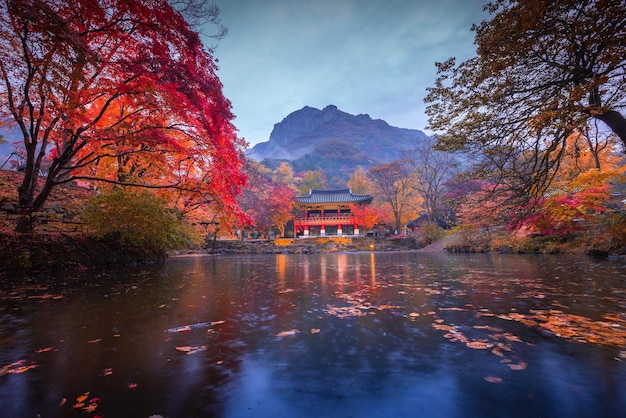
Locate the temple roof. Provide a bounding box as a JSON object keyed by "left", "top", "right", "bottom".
{"left": 295, "top": 188, "right": 373, "bottom": 205}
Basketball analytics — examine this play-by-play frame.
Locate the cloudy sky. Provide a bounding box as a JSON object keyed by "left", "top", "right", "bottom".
{"left": 208, "top": 0, "right": 489, "bottom": 146}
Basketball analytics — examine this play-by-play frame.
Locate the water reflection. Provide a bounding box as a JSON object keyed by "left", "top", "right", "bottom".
{"left": 1, "top": 252, "right": 625, "bottom": 417}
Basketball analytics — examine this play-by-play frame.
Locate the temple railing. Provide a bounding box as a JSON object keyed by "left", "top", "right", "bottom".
{"left": 295, "top": 216, "right": 354, "bottom": 226}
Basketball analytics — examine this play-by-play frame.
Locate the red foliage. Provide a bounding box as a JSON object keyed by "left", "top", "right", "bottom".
{"left": 515, "top": 185, "right": 611, "bottom": 235}
{"left": 349, "top": 204, "right": 381, "bottom": 231}
{"left": 0, "top": 0, "right": 247, "bottom": 231}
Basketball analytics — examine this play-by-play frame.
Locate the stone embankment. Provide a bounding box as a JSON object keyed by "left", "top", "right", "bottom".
{"left": 196, "top": 236, "right": 423, "bottom": 255}
{"left": 0, "top": 233, "right": 165, "bottom": 275}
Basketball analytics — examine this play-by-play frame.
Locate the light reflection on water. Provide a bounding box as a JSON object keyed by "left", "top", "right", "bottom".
{"left": 0, "top": 252, "right": 625, "bottom": 417}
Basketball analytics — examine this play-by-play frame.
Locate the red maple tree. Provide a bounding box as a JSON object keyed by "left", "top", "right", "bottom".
{"left": 0, "top": 0, "right": 247, "bottom": 232}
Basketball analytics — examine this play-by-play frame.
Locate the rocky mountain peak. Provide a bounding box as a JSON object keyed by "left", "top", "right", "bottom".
{"left": 248, "top": 105, "right": 430, "bottom": 187}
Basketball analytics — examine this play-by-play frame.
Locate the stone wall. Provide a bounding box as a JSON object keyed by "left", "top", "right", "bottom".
{"left": 201, "top": 236, "right": 422, "bottom": 255}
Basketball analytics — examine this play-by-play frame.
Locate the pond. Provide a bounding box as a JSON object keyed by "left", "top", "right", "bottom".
{"left": 1, "top": 252, "right": 625, "bottom": 417}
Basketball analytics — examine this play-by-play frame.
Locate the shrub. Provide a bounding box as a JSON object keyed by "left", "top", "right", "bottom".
{"left": 419, "top": 222, "right": 443, "bottom": 245}
{"left": 82, "top": 188, "right": 196, "bottom": 252}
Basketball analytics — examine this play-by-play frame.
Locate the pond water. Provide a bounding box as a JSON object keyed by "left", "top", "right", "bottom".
{"left": 1, "top": 252, "right": 625, "bottom": 417}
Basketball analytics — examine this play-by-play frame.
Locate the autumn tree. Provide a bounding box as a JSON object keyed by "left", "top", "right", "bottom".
{"left": 296, "top": 170, "right": 327, "bottom": 195}
{"left": 404, "top": 138, "right": 457, "bottom": 224}
{"left": 368, "top": 161, "right": 417, "bottom": 232}
{"left": 349, "top": 203, "right": 380, "bottom": 232}
{"left": 347, "top": 166, "right": 371, "bottom": 194}
{"left": 238, "top": 159, "right": 294, "bottom": 238}
{"left": 0, "top": 0, "right": 247, "bottom": 233}
{"left": 272, "top": 162, "right": 296, "bottom": 191}
{"left": 425, "top": 0, "right": 626, "bottom": 204}
{"left": 558, "top": 124, "right": 623, "bottom": 178}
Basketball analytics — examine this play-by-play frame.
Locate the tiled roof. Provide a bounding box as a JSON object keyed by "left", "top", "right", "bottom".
{"left": 295, "top": 188, "right": 373, "bottom": 204}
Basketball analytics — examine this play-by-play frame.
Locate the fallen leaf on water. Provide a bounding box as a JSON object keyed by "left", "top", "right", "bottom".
{"left": 175, "top": 345, "right": 207, "bottom": 355}
{"left": 102, "top": 368, "right": 113, "bottom": 376}
{"left": 35, "top": 346, "right": 55, "bottom": 353}
{"left": 508, "top": 362, "right": 528, "bottom": 370}
{"left": 76, "top": 393, "right": 90, "bottom": 403}
{"left": 466, "top": 341, "right": 494, "bottom": 350}
{"left": 88, "top": 339, "right": 102, "bottom": 344}
{"left": 491, "top": 348, "right": 506, "bottom": 357}
{"left": 474, "top": 325, "right": 504, "bottom": 333}
{"left": 376, "top": 304, "right": 402, "bottom": 310}
{"left": 128, "top": 382, "right": 138, "bottom": 389}
{"left": 275, "top": 329, "right": 299, "bottom": 337}
{"left": 310, "top": 328, "right": 321, "bottom": 334}
{"left": 83, "top": 403, "right": 98, "bottom": 413}
{"left": 484, "top": 376, "right": 503, "bottom": 383}
{"left": 1, "top": 361, "right": 38, "bottom": 376}
{"left": 503, "top": 333, "right": 523, "bottom": 343}
{"left": 166, "top": 320, "right": 225, "bottom": 333}
{"left": 59, "top": 398, "right": 67, "bottom": 407}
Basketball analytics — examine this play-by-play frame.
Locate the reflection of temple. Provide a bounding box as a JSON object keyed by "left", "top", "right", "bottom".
{"left": 294, "top": 189, "right": 373, "bottom": 237}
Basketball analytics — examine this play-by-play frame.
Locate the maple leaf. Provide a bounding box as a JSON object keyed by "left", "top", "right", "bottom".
{"left": 83, "top": 403, "right": 98, "bottom": 413}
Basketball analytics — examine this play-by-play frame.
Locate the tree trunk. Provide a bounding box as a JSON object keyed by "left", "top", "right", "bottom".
{"left": 594, "top": 110, "right": 626, "bottom": 151}
{"left": 15, "top": 167, "right": 57, "bottom": 233}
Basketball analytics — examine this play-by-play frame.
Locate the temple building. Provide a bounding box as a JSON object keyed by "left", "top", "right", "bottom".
{"left": 293, "top": 188, "right": 373, "bottom": 237}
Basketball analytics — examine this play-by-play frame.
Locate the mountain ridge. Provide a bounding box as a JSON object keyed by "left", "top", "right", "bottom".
{"left": 248, "top": 105, "right": 430, "bottom": 187}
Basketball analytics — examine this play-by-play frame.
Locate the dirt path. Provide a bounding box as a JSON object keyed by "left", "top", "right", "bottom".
{"left": 418, "top": 236, "right": 455, "bottom": 253}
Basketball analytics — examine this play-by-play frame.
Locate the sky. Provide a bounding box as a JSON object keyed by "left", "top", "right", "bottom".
{"left": 207, "top": 0, "right": 489, "bottom": 147}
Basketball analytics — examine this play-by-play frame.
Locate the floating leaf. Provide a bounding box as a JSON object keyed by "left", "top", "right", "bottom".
{"left": 275, "top": 329, "right": 299, "bottom": 337}
{"left": 128, "top": 382, "right": 139, "bottom": 389}
{"left": 83, "top": 403, "right": 98, "bottom": 413}
{"left": 310, "top": 328, "right": 321, "bottom": 334}
{"left": 508, "top": 362, "right": 528, "bottom": 371}
{"left": 1, "top": 361, "right": 38, "bottom": 376}
{"left": 166, "top": 320, "right": 225, "bottom": 333}
{"left": 35, "top": 346, "right": 55, "bottom": 353}
{"left": 491, "top": 348, "right": 506, "bottom": 357}
{"left": 175, "top": 345, "right": 207, "bottom": 355}
{"left": 88, "top": 339, "right": 102, "bottom": 344}
{"left": 76, "top": 393, "right": 90, "bottom": 403}
{"left": 484, "top": 376, "right": 503, "bottom": 383}
{"left": 466, "top": 341, "right": 494, "bottom": 349}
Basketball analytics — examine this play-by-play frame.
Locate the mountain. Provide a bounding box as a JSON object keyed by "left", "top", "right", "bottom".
{"left": 248, "top": 105, "right": 431, "bottom": 187}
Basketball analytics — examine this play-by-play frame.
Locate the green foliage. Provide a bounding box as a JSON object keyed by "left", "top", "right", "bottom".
{"left": 82, "top": 188, "right": 195, "bottom": 251}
